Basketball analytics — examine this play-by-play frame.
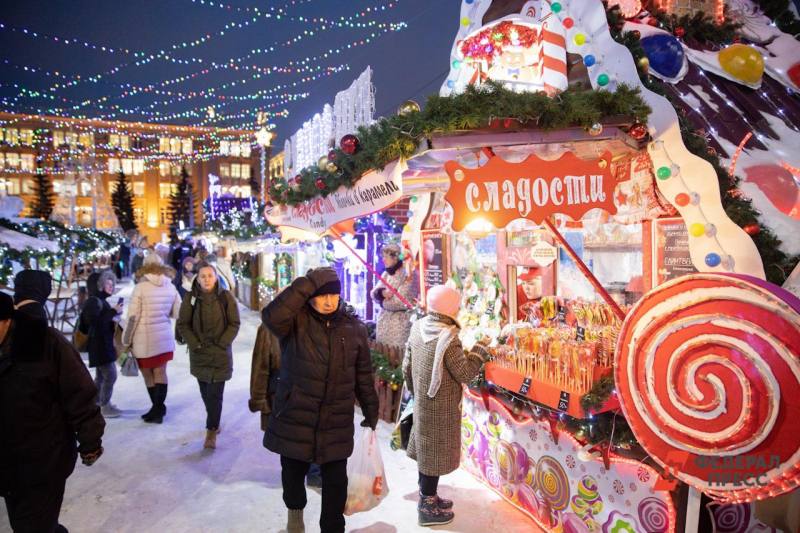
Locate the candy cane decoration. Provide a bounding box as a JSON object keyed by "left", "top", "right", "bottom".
{"left": 539, "top": 5, "right": 569, "bottom": 95}
{"left": 615, "top": 273, "right": 800, "bottom": 503}
{"left": 728, "top": 132, "right": 752, "bottom": 177}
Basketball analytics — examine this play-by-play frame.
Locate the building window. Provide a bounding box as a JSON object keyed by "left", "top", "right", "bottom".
{"left": 230, "top": 141, "right": 241, "bottom": 157}
{"left": 159, "top": 137, "right": 170, "bottom": 153}
{"left": 53, "top": 130, "right": 65, "bottom": 147}
{"left": 78, "top": 133, "right": 94, "bottom": 148}
{"left": 109, "top": 134, "right": 130, "bottom": 150}
{"left": 159, "top": 207, "right": 172, "bottom": 226}
{"left": 19, "top": 129, "right": 34, "bottom": 146}
{"left": 133, "top": 181, "right": 145, "bottom": 197}
{"left": 22, "top": 179, "right": 35, "bottom": 194}
{"left": 52, "top": 180, "right": 64, "bottom": 194}
{"left": 133, "top": 207, "right": 144, "bottom": 226}
{"left": 241, "top": 164, "right": 251, "bottom": 179}
{"left": 172, "top": 164, "right": 182, "bottom": 176}
{"left": 219, "top": 140, "right": 230, "bottom": 155}
{"left": 4, "top": 128, "right": 19, "bottom": 145}
{"left": 79, "top": 182, "right": 92, "bottom": 196}
{"left": 241, "top": 142, "right": 251, "bottom": 158}
{"left": 0, "top": 178, "right": 20, "bottom": 195}
{"left": 219, "top": 163, "right": 230, "bottom": 178}
{"left": 108, "top": 158, "right": 121, "bottom": 174}
{"left": 122, "top": 159, "right": 134, "bottom": 175}
{"left": 230, "top": 163, "right": 241, "bottom": 179}
{"left": 65, "top": 132, "right": 78, "bottom": 147}
{"left": 159, "top": 160, "right": 170, "bottom": 177}
{"left": 240, "top": 185, "right": 251, "bottom": 197}
{"left": 5, "top": 153, "right": 20, "bottom": 169}
{"left": 159, "top": 183, "right": 177, "bottom": 199}
{"left": 169, "top": 137, "right": 181, "bottom": 154}
{"left": 133, "top": 159, "right": 145, "bottom": 175}
{"left": 20, "top": 154, "right": 35, "bottom": 172}
{"left": 181, "top": 138, "right": 193, "bottom": 155}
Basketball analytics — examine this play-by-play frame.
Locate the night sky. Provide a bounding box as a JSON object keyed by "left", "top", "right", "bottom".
{"left": 0, "top": 0, "right": 458, "bottom": 144}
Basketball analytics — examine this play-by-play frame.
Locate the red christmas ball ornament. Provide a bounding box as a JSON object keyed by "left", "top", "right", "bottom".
{"left": 315, "top": 178, "right": 326, "bottom": 190}
{"left": 674, "top": 193, "right": 690, "bottom": 207}
{"left": 563, "top": 17, "right": 574, "bottom": 29}
{"left": 339, "top": 134, "right": 360, "bottom": 155}
{"left": 628, "top": 122, "right": 648, "bottom": 140}
{"left": 631, "top": 30, "right": 641, "bottom": 40}
{"left": 647, "top": 17, "right": 658, "bottom": 26}
{"left": 327, "top": 149, "right": 337, "bottom": 162}
{"left": 503, "top": 118, "right": 517, "bottom": 129}
{"left": 788, "top": 62, "right": 800, "bottom": 89}
{"left": 744, "top": 223, "right": 761, "bottom": 235}
{"left": 674, "top": 26, "right": 685, "bottom": 38}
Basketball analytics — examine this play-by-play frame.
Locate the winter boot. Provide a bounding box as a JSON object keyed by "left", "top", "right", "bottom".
{"left": 203, "top": 429, "right": 218, "bottom": 449}
{"left": 436, "top": 495, "right": 454, "bottom": 510}
{"left": 145, "top": 384, "right": 167, "bottom": 424}
{"left": 101, "top": 403, "right": 122, "bottom": 418}
{"left": 140, "top": 386, "right": 156, "bottom": 420}
{"left": 287, "top": 508, "right": 305, "bottom": 532}
{"left": 418, "top": 493, "right": 454, "bottom": 526}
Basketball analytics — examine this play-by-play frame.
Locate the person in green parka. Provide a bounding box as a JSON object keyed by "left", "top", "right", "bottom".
{"left": 176, "top": 261, "right": 240, "bottom": 450}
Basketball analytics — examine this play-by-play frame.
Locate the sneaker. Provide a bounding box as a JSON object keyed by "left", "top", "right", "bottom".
{"left": 418, "top": 493, "right": 454, "bottom": 527}
{"left": 101, "top": 404, "right": 122, "bottom": 418}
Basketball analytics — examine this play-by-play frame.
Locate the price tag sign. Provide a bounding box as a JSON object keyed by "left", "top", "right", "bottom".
{"left": 519, "top": 377, "right": 532, "bottom": 395}
{"left": 557, "top": 391, "right": 570, "bottom": 412}
{"left": 576, "top": 326, "right": 586, "bottom": 341}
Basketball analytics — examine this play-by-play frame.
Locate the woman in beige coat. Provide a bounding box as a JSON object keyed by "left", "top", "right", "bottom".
{"left": 403, "top": 285, "right": 490, "bottom": 527}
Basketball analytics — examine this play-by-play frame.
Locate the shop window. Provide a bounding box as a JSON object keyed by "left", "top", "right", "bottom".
{"left": 133, "top": 182, "right": 145, "bottom": 197}
{"left": 181, "top": 138, "right": 193, "bottom": 155}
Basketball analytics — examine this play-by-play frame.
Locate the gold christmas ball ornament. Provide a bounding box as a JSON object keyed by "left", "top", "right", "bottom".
{"left": 397, "top": 100, "right": 421, "bottom": 116}
{"left": 638, "top": 56, "right": 650, "bottom": 70}
{"left": 325, "top": 162, "right": 338, "bottom": 173}
{"left": 317, "top": 156, "right": 329, "bottom": 170}
{"left": 391, "top": 382, "right": 399, "bottom": 391}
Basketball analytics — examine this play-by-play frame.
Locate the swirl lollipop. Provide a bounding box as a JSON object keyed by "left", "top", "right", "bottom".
{"left": 615, "top": 273, "right": 800, "bottom": 502}
{"left": 708, "top": 502, "right": 751, "bottom": 533}
{"left": 638, "top": 497, "right": 669, "bottom": 533}
{"left": 535, "top": 455, "right": 571, "bottom": 512}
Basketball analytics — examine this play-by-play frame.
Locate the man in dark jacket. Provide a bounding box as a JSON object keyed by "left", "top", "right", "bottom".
{"left": 262, "top": 267, "right": 379, "bottom": 533}
{"left": 1, "top": 274, "right": 105, "bottom": 533}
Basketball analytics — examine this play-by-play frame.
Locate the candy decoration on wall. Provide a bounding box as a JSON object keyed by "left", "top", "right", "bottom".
{"left": 638, "top": 497, "right": 669, "bottom": 533}
{"left": 607, "top": 0, "right": 643, "bottom": 18}
{"left": 615, "top": 273, "right": 800, "bottom": 502}
{"left": 718, "top": 44, "right": 765, "bottom": 86}
{"left": 602, "top": 510, "right": 639, "bottom": 533}
{"left": 535, "top": 455, "right": 571, "bottom": 514}
{"left": 640, "top": 34, "right": 685, "bottom": 79}
{"left": 708, "top": 502, "right": 751, "bottom": 533}
{"left": 571, "top": 476, "right": 604, "bottom": 530}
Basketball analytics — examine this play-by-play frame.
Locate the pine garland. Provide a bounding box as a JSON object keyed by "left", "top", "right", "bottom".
{"left": 581, "top": 374, "right": 617, "bottom": 414}
{"left": 608, "top": 5, "right": 799, "bottom": 284}
{"left": 270, "top": 81, "right": 651, "bottom": 206}
{"left": 649, "top": 9, "right": 742, "bottom": 44}
{"left": 371, "top": 349, "right": 404, "bottom": 385}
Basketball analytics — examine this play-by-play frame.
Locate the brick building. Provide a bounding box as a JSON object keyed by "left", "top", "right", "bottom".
{"left": 0, "top": 112, "right": 268, "bottom": 242}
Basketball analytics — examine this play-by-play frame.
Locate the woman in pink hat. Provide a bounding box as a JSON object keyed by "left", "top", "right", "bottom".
{"left": 402, "top": 285, "right": 491, "bottom": 527}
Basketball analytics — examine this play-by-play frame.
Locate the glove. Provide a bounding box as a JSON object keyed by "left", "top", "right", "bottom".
{"left": 360, "top": 418, "right": 377, "bottom": 431}
{"left": 81, "top": 446, "right": 104, "bottom": 466}
{"left": 306, "top": 267, "right": 339, "bottom": 290}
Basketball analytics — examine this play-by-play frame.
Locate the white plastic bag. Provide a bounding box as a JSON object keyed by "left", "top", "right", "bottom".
{"left": 344, "top": 428, "right": 389, "bottom": 515}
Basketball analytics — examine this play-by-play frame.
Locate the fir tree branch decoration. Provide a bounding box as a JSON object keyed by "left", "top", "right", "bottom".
{"left": 269, "top": 82, "right": 651, "bottom": 206}
{"left": 111, "top": 171, "right": 138, "bottom": 232}
{"left": 30, "top": 165, "right": 56, "bottom": 220}
{"left": 754, "top": 0, "right": 800, "bottom": 41}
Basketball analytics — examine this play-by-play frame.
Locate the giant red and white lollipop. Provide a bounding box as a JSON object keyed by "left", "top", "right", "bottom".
{"left": 615, "top": 273, "right": 800, "bottom": 502}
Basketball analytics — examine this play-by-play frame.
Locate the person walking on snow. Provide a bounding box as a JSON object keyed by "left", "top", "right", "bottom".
{"left": 261, "top": 267, "right": 379, "bottom": 533}
{"left": 82, "top": 270, "right": 124, "bottom": 418}
{"left": 403, "top": 285, "right": 491, "bottom": 527}
{"left": 176, "top": 262, "right": 240, "bottom": 449}
{"left": 121, "top": 253, "right": 182, "bottom": 424}
{"left": 1, "top": 280, "right": 105, "bottom": 533}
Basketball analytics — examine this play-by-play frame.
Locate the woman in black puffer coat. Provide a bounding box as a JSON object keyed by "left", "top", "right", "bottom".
{"left": 81, "top": 271, "right": 123, "bottom": 418}
{"left": 261, "top": 267, "right": 379, "bottom": 533}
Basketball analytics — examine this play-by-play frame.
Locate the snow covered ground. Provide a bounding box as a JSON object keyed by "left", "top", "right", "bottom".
{"left": 1, "top": 282, "right": 538, "bottom": 533}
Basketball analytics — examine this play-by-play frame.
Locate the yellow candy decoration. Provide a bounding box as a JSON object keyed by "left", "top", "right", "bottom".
{"left": 689, "top": 223, "right": 706, "bottom": 237}
{"left": 718, "top": 44, "right": 764, "bottom": 85}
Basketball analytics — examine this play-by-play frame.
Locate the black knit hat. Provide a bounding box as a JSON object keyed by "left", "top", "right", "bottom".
{"left": 312, "top": 279, "right": 342, "bottom": 297}
{"left": 13, "top": 270, "right": 52, "bottom": 305}
{"left": 0, "top": 292, "right": 13, "bottom": 320}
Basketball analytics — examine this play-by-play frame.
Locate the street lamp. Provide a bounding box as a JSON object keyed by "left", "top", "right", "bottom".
{"left": 255, "top": 127, "right": 273, "bottom": 203}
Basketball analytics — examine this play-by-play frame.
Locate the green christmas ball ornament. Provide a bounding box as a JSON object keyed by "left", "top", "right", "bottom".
{"left": 597, "top": 73, "right": 610, "bottom": 86}
{"left": 657, "top": 166, "right": 672, "bottom": 180}
{"left": 551, "top": 2, "right": 562, "bottom": 13}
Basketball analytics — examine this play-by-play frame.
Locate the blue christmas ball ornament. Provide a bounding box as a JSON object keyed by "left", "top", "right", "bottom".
{"left": 326, "top": 242, "right": 334, "bottom": 251}
{"left": 704, "top": 252, "right": 721, "bottom": 267}
{"left": 583, "top": 54, "right": 596, "bottom": 67}
{"left": 640, "top": 34, "right": 685, "bottom": 79}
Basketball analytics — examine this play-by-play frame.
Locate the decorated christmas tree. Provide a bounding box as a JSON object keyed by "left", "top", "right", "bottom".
{"left": 29, "top": 165, "right": 56, "bottom": 220}
{"left": 168, "top": 165, "right": 196, "bottom": 230}
{"left": 110, "top": 170, "right": 137, "bottom": 232}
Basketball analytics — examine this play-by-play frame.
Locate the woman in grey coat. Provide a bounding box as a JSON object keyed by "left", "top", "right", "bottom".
{"left": 371, "top": 243, "right": 417, "bottom": 348}
{"left": 403, "top": 285, "right": 490, "bottom": 527}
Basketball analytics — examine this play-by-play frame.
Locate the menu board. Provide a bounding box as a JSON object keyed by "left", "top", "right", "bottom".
{"left": 653, "top": 218, "right": 697, "bottom": 285}
{"left": 421, "top": 231, "right": 447, "bottom": 293}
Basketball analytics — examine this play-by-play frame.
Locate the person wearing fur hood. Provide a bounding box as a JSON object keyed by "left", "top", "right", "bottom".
{"left": 121, "top": 253, "right": 182, "bottom": 424}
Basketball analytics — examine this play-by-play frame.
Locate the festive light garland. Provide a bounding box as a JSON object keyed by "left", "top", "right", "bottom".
{"left": 269, "top": 81, "right": 650, "bottom": 206}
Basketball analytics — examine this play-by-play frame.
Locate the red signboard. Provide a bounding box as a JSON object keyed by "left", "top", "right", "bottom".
{"left": 444, "top": 151, "right": 617, "bottom": 231}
